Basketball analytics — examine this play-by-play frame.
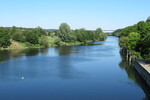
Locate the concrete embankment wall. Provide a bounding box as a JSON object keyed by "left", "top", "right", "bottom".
{"left": 134, "top": 60, "right": 150, "bottom": 87}
{"left": 120, "top": 49, "right": 150, "bottom": 87}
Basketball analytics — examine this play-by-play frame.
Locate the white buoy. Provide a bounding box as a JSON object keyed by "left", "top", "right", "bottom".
{"left": 21, "top": 77, "right": 24, "bottom": 80}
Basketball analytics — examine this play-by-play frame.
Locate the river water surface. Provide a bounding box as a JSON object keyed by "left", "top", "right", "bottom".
{"left": 0, "top": 36, "right": 149, "bottom": 100}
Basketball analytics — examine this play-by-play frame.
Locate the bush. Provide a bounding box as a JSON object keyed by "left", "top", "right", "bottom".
{"left": 12, "top": 31, "right": 26, "bottom": 42}
{"left": 39, "top": 36, "right": 49, "bottom": 47}
{"left": 54, "top": 37, "right": 61, "bottom": 46}
{"left": 25, "top": 30, "right": 39, "bottom": 44}
{"left": 131, "top": 51, "right": 142, "bottom": 60}
{"left": 119, "top": 37, "right": 129, "bottom": 49}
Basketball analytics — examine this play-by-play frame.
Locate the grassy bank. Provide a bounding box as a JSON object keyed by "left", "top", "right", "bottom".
{"left": 0, "top": 39, "right": 96, "bottom": 50}
{"left": 0, "top": 23, "right": 107, "bottom": 50}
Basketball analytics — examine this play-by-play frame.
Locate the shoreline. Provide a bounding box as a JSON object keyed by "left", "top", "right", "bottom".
{"left": 0, "top": 41, "right": 98, "bottom": 51}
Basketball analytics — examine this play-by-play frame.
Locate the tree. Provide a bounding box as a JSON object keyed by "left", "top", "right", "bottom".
{"left": 137, "top": 21, "right": 149, "bottom": 37}
{"left": 75, "top": 29, "right": 87, "bottom": 42}
{"left": 99, "top": 33, "right": 107, "bottom": 41}
{"left": 58, "top": 23, "right": 71, "bottom": 42}
{"left": 112, "top": 29, "right": 123, "bottom": 37}
{"left": 0, "top": 27, "right": 11, "bottom": 48}
{"left": 127, "top": 32, "right": 140, "bottom": 50}
{"left": 141, "top": 33, "right": 150, "bottom": 59}
{"left": 12, "top": 29, "right": 26, "bottom": 42}
{"left": 119, "top": 36, "right": 129, "bottom": 49}
{"left": 39, "top": 36, "right": 49, "bottom": 47}
{"left": 48, "top": 31, "right": 54, "bottom": 37}
{"left": 33, "top": 27, "right": 47, "bottom": 37}
{"left": 10, "top": 26, "right": 17, "bottom": 35}
{"left": 54, "top": 37, "right": 61, "bottom": 46}
{"left": 116, "top": 17, "right": 150, "bottom": 60}
{"left": 67, "top": 31, "right": 77, "bottom": 42}
{"left": 146, "top": 16, "right": 150, "bottom": 22}
{"left": 25, "top": 30, "right": 39, "bottom": 44}
{"left": 96, "top": 28, "right": 103, "bottom": 33}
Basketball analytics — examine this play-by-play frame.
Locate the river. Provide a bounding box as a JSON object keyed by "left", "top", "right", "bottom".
{"left": 0, "top": 36, "right": 149, "bottom": 100}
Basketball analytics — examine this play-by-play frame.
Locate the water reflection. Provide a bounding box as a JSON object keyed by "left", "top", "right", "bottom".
{"left": 119, "top": 53, "right": 136, "bottom": 81}
{"left": 0, "top": 47, "right": 89, "bottom": 81}
{"left": 0, "top": 48, "right": 49, "bottom": 63}
{"left": 57, "top": 56, "right": 87, "bottom": 79}
{"left": 119, "top": 53, "right": 150, "bottom": 100}
{"left": 0, "top": 37, "right": 121, "bottom": 81}
{"left": 0, "top": 50, "right": 11, "bottom": 63}
{"left": 55, "top": 46, "right": 73, "bottom": 56}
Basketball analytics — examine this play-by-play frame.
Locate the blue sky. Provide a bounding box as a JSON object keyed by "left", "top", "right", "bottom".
{"left": 0, "top": 0, "right": 149, "bottom": 30}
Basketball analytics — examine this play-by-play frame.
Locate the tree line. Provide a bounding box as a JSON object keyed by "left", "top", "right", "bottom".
{"left": 0, "top": 23, "right": 107, "bottom": 48}
{"left": 113, "top": 17, "right": 150, "bottom": 60}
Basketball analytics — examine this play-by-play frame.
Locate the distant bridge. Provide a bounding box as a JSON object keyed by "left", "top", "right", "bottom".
{"left": 102, "top": 30, "right": 115, "bottom": 33}
{"left": 45, "top": 29, "right": 116, "bottom": 33}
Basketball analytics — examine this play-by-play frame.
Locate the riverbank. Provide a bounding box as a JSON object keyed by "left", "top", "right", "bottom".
{"left": 0, "top": 40, "right": 96, "bottom": 50}
{"left": 120, "top": 49, "right": 150, "bottom": 88}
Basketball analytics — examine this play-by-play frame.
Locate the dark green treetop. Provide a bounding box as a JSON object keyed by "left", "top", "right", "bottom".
{"left": 96, "top": 28, "right": 103, "bottom": 33}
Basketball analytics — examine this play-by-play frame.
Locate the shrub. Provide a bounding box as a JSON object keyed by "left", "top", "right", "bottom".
{"left": 39, "top": 36, "right": 49, "bottom": 47}
{"left": 54, "top": 37, "right": 61, "bottom": 46}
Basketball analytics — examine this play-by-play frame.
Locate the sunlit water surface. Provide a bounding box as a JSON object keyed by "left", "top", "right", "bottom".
{"left": 0, "top": 36, "right": 149, "bottom": 100}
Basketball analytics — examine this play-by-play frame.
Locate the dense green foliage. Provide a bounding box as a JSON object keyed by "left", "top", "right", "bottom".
{"left": 119, "top": 36, "right": 128, "bottom": 50}
{"left": 0, "top": 23, "right": 107, "bottom": 48}
{"left": 114, "top": 17, "right": 150, "bottom": 60}
{"left": 127, "top": 32, "right": 140, "bottom": 50}
{"left": 0, "top": 27, "right": 11, "bottom": 48}
{"left": 56, "top": 24, "right": 107, "bottom": 43}
{"left": 55, "top": 23, "right": 107, "bottom": 43}
{"left": 57, "top": 23, "right": 71, "bottom": 42}
{"left": 39, "top": 36, "right": 49, "bottom": 47}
